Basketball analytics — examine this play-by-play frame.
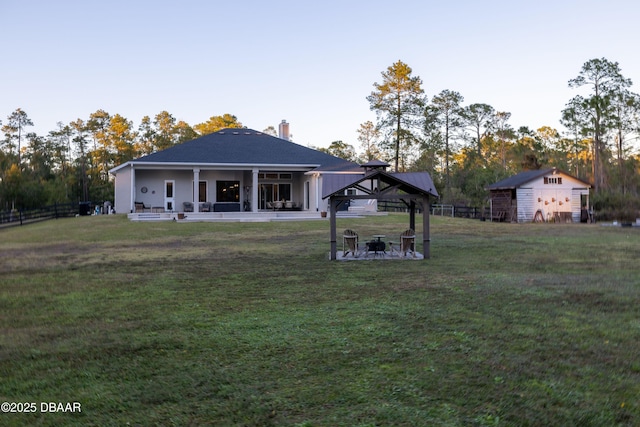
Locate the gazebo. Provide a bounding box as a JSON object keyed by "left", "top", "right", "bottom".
{"left": 322, "top": 161, "right": 439, "bottom": 261}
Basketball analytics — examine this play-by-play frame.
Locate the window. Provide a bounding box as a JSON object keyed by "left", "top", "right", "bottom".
{"left": 258, "top": 172, "right": 292, "bottom": 180}
{"left": 278, "top": 183, "right": 291, "bottom": 201}
{"left": 544, "top": 177, "right": 562, "bottom": 185}
{"left": 216, "top": 181, "right": 240, "bottom": 202}
{"left": 199, "top": 181, "right": 207, "bottom": 202}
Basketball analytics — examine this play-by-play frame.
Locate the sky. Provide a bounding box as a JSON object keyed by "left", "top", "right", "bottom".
{"left": 2, "top": 0, "right": 640, "bottom": 150}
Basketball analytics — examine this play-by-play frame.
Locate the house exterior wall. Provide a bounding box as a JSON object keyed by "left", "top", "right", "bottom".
{"left": 114, "top": 165, "right": 133, "bottom": 213}
{"left": 133, "top": 169, "right": 192, "bottom": 211}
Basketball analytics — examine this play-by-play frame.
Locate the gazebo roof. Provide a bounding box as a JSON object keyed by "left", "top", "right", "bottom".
{"left": 322, "top": 169, "right": 439, "bottom": 199}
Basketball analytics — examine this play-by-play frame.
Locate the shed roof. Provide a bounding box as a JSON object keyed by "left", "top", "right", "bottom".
{"left": 486, "top": 167, "right": 591, "bottom": 190}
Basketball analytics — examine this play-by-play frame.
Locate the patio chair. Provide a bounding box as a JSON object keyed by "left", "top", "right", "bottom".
{"left": 182, "top": 202, "right": 194, "bottom": 212}
{"left": 134, "top": 202, "right": 151, "bottom": 213}
{"left": 400, "top": 229, "right": 416, "bottom": 258}
{"left": 342, "top": 229, "right": 362, "bottom": 258}
{"left": 199, "top": 202, "right": 211, "bottom": 212}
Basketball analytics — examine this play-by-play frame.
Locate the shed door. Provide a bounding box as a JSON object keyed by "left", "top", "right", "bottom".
{"left": 539, "top": 189, "right": 571, "bottom": 220}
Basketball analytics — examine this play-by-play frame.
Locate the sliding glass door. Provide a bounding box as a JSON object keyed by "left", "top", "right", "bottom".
{"left": 259, "top": 183, "right": 291, "bottom": 209}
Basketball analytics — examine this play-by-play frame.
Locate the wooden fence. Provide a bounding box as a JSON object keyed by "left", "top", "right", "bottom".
{"left": 378, "top": 200, "right": 489, "bottom": 219}
{"left": 0, "top": 202, "right": 81, "bottom": 229}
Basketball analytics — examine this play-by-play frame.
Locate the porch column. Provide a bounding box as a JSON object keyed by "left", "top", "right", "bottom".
{"left": 130, "top": 164, "right": 135, "bottom": 213}
{"left": 193, "top": 168, "right": 200, "bottom": 213}
{"left": 252, "top": 168, "right": 259, "bottom": 212}
{"left": 314, "top": 173, "right": 320, "bottom": 211}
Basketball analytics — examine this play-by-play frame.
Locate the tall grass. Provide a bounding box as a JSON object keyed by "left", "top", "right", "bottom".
{"left": 1, "top": 214, "right": 638, "bottom": 426}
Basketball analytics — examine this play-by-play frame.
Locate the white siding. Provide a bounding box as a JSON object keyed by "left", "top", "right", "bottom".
{"left": 516, "top": 188, "right": 535, "bottom": 223}
{"left": 113, "top": 166, "right": 132, "bottom": 213}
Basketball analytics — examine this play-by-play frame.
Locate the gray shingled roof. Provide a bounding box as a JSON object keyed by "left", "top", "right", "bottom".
{"left": 322, "top": 169, "right": 439, "bottom": 199}
{"left": 132, "top": 128, "right": 356, "bottom": 170}
{"left": 485, "top": 167, "right": 591, "bottom": 190}
{"left": 486, "top": 169, "right": 554, "bottom": 190}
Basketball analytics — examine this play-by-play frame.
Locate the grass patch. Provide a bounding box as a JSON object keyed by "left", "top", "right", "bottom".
{"left": 1, "top": 214, "right": 638, "bottom": 426}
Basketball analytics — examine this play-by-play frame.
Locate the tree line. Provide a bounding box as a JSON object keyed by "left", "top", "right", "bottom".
{"left": 0, "top": 111, "right": 246, "bottom": 211}
{"left": 1, "top": 57, "right": 639, "bottom": 219}
{"left": 319, "top": 58, "right": 640, "bottom": 220}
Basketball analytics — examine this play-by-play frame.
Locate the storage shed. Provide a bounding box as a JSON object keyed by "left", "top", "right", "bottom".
{"left": 486, "top": 168, "right": 591, "bottom": 223}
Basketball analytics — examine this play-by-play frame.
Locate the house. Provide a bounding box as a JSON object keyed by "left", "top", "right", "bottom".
{"left": 486, "top": 168, "right": 592, "bottom": 223}
{"left": 109, "top": 128, "right": 363, "bottom": 218}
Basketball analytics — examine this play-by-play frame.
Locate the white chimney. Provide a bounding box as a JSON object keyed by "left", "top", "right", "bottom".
{"left": 278, "top": 120, "right": 290, "bottom": 141}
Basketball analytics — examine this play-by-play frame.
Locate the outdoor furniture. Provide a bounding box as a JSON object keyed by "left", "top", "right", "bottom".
{"left": 134, "top": 202, "right": 151, "bottom": 213}
{"left": 342, "top": 229, "right": 362, "bottom": 258}
{"left": 183, "top": 202, "right": 194, "bottom": 212}
{"left": 400, "top": 229, "right": 416, "bottom": 258}
{"left": 273, "top": 201, "right": 283, "bottom": 210}
{"left": 285, "top": 201, "right": 293, "bottom": 209}
{"left": 199, "top": 202, "right": 211, "bottom": 212}
{"left": 214, "top": 202, "right": 240, "bottom": 212}
{"left": 366, "top": 235, "right": 386, "bottom": 257}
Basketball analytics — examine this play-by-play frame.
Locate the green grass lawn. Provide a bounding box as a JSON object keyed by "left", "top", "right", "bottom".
{"left": 1, "top": 214, "right": 638, "bottom": 426}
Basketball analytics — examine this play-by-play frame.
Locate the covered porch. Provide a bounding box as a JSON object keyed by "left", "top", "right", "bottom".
{"left": 120, "top": 165, "right": 327, "bottom": 215}
{"left": 126, "top": 210, "right": 364, "bottom": 223}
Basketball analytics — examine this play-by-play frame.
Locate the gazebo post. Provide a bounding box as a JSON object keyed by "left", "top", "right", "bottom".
{"left": 329, "top": 197, "right": 337, "bottom": 260}
{"left": 422, "top": 195, "right": 430, "bottom": 259}
{"left": 409, "top": 199, "right": 416, "bottom": 231}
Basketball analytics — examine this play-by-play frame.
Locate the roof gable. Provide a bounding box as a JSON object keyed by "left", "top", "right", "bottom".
{"left": 322, "top": 169, "right": 439, "bottom": 199}
{"left": 128, "top": 128, "right": 356, "bottom": 170}
{"left": 486, "top": 168, "right": 591, "bottom": 190}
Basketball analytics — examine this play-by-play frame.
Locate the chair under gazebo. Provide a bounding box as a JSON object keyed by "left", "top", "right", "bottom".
{"left": 322, "top": 161, "right": 439, "bottom": 261}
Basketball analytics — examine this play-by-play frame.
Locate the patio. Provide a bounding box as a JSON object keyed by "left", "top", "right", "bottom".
{"left": 127, "top": 210, "right": 364, "bottom": 223}
{"left": 334, "top": 250, "right": 424, "bottom": 261}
